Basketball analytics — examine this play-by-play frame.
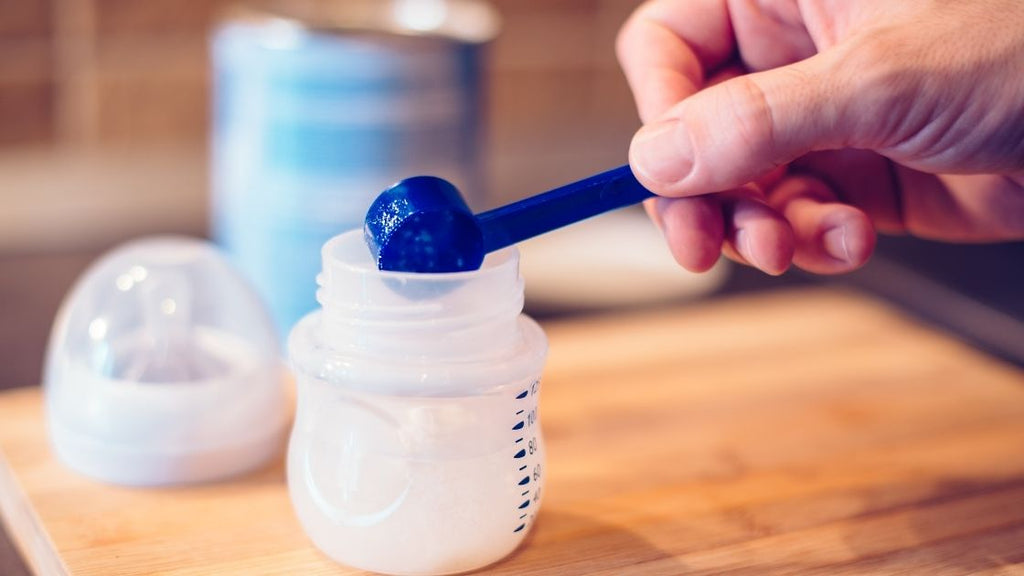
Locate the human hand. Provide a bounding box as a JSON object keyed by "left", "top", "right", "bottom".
{"left": 617, "top": 0, "right": 1024, "bottom": 275}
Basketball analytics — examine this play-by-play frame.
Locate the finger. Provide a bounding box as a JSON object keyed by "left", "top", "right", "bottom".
{"left": 720, "top": 190, "right": 795, "bottom": 276}
{"left": 728, "top": 0, "right": 818, "bottom": 71}
{"left": 903, "top": 170, "right": 1024, "bottom": 241}
{"left": 649, "top": 195, "right": 724, "bottom": 273}
{"left": 705, "top": 64, "right": 743, "bottom": 87}
{"left": 629, "top": 50, "right": 851, "bottom": 198}
{"left": 792, "top": 150, "right": 906, "bottom": 234}
{"left": 616, "top": 0, "right": 734, "bottom": 123}
{"left": 768, "top": 175, "right": 876, "bottom": 274}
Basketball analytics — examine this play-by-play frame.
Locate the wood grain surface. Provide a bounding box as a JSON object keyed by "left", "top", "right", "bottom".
{"left": 1, "top": 287, "right": 1023, "bottom": 575}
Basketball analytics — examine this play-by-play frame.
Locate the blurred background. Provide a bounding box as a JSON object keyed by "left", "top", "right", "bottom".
{"left": 0, "top": 0, "right": 659, "bottom": 389}
{"left": 0, "top": 0, "right": 1021, "bottom": 396}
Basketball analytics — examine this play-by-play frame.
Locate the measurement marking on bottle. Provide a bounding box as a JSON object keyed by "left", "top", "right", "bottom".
{"left": 513, "top": 380, "right": 543, "bottom": 534}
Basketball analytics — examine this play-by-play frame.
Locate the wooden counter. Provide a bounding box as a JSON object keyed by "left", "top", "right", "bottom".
{"left": 2, "top": 288, "right": 1023, "bottom": 575}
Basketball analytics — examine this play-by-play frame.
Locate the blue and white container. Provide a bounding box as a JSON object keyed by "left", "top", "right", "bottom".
{"left": 210, "top": 0, "right": 500, "bottom": 337}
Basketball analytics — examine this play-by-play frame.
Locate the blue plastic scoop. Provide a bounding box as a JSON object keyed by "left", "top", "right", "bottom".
{"left": 364, "top": 164, "right": 654, "bottom": 273}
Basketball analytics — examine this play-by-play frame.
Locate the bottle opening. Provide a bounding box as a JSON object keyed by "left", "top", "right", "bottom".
{"left": 316, "top": 230, "right": 524, "bottom": 355}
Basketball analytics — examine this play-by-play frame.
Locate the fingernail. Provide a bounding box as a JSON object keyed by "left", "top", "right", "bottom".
{"left": 735, "top": 228, "right": 760, "bottom": 269}
{"left": 632, "top": 119, "right": 693, "bottom": 186}
{"left": 822, "top": 225, "right": 852, "bottom": 264}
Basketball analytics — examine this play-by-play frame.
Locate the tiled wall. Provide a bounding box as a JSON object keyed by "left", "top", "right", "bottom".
{"left": 0, "top": 0, "right": 54, "bottom": 144}
{"left": 0, "top": 0, "right": 644, "bottom": 149}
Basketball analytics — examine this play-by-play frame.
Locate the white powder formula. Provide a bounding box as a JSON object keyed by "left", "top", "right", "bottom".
{"left": 289, "top": 379, "right": 544, "bottom": 575}
{"left": 287, "top": 230, "right": 548, "bottom": 575}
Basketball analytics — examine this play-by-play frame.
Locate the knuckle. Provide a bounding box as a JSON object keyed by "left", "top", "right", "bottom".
{"left": 614, "top": 18, "right": 635, "bottom": 66}
{"left": 615, "top": 0, "right": 658, "bottom": 65}
{"left": 722, "top": 74, "right": 778, "bottom": 159}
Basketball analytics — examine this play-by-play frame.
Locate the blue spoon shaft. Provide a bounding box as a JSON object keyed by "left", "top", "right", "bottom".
{"left": 476, "top": 165, "right": 654, "bottom": 253}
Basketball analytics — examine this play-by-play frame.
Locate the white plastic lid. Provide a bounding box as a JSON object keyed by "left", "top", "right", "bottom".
{"left": 44, "top": 236, "right": 288, "bottom": 486}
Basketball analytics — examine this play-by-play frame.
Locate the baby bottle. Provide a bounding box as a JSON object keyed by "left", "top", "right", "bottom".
{"left": 287, "top": 230, "right": 548, "bottom": 575}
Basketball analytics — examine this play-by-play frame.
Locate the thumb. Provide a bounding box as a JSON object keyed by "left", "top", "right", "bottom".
{"left": 629, "top": 53, "right": 850, "bottom": 197}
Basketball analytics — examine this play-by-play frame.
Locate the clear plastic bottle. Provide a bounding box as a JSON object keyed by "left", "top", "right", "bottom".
{"left": 287, "top": 230, "right": 547, "bottom": 576}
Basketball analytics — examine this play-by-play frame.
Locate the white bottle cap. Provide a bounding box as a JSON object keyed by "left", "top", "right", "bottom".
{"left": 44, "top": 237, "right": 288, "bottom": 486}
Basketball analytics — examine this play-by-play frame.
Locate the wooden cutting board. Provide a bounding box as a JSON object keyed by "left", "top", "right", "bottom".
{"left": 2, "top": 287, "right": 1023, "bottom": 575}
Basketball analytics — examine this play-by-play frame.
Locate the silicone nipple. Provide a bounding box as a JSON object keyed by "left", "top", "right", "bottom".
{"left": 110, "top": 267, "right": 228, "bottom": 383}
{"left": 44, "top": 235, "right": 288, "bottom": 486}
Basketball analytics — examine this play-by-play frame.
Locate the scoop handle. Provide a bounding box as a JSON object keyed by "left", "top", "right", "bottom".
{"left": 476, "top": 165, "right": 655, "bottom": 253}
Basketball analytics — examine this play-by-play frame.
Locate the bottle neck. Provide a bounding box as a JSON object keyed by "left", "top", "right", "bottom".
{"left": 316, "top": 230, "right": 526, "bottom": 361}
